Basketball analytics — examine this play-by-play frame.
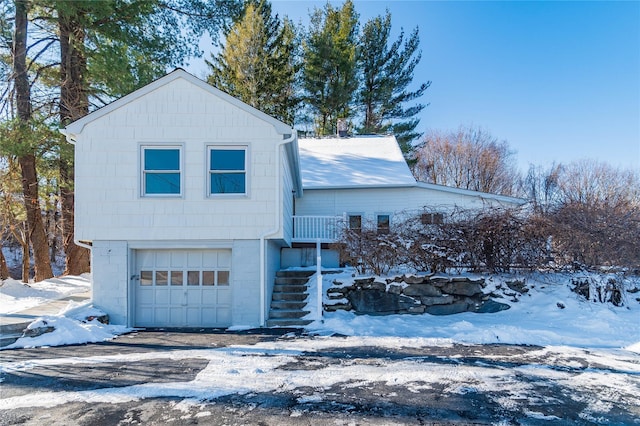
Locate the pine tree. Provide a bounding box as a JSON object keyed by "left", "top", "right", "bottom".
{"left": 53, "top": 0, "right": 240, "bottom": 275}
{"left": 11, "top": 0, "right": 53, "bottom": 281}
{"left": 207, "top": 0, "right": 299, "bottom": 124}
{"left": 357, "top": 12, "right": 430, "bottom": 155}
{"left": 302, "top": 0, "right": 359, "bottom": 136}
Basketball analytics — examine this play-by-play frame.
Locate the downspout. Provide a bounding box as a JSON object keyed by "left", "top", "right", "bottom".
{"left": 59, "top": 129, "right": 91, "bottom": 253}
{"left": 259, "top": 132, "right": 297, "bottom": 326}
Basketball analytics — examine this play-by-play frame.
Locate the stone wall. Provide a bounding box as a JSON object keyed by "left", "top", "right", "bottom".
{"left": 325, "top": 274, "right": 510, "bottom": 315}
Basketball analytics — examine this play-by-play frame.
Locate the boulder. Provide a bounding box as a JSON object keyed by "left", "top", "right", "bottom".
{"left": 474, "top": 299, "right": 511, "bottom": 313}
{"left": 506, "top": 280, "right": 528, "bottom": 294}
{"left": 387, "top": 284, "right": 404, "bottom": 295}
{"left": 327, "top": 287, "right": 348, "bottom": 299}
{"left": 324, "top": 302, "right": 352, "bottom": 312}
{"left": 404, "top": 275, "right": 429, "bottom": 284}
{"left": 403, "top": 283, "right": 442, "bottom": 297}
{"left": 425, "top": 301, "right": 470, "bottom": 315}
{"left": 420, "top": 295, "right": 455, "bottom": 306}
{"left": 441, "top": 281, "right": 483, "bottom": 297}
{"left": 348, "top": 289, "right": 419, "bottom": 315}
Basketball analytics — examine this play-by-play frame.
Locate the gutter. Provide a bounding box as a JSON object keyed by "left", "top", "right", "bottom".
{"left": 258, "top": 132, "right": 297, "bottom": 326}
{"left": 58, "top": 129, "right": 93, "bottom": 252}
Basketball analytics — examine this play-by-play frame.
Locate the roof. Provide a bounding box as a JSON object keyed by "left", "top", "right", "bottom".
{"left": 60, "top": 68, "right": 294, "bottom": 137}
{"left": 414, "top": 182, "right": 527, "bottom": 206}
{"left": 298, "top": 135, "right": 417, "bottom": 189}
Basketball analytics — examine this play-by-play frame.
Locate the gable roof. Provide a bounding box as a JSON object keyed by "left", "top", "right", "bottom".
{"left": 60, "top": 68, "right": 294, "bottom": 138}
{"left": 298, "top": 135, "right": 417, "bottom": 189}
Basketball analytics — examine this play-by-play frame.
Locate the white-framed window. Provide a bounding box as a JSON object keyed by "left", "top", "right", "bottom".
{"left": 141, "top": 145, "right": 182, "bottom": 196}
{"left": 421, "top": 212, "right": 444, "bottom": 225}
{"left": 208, "top": 146, "right": 247, "bottom": 195}
{"left": 376, "top": 214, "right": 390, "bottom": 234}
{"left": 348, "top": 214, "right": 362, "bottom": 231}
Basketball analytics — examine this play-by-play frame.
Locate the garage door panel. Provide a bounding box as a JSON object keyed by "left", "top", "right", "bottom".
{"left": 201, "top": 288, "right": 217, "bottom": 304}
{"left": 186, "top": 308, "right": 200, "bottom": 325}
{"left": 185, "top": 290, "right": 201, "bottom": 304}
{"left": 170, "top": 289, "right": 184, "bottom": 305}
{"left": 154, "top": 289, "right": 169, "bottom": 304}
{"left": 135, "top": 249, "right": 232, "bottom": 328}
{"left": 137, "top": 307, "right": 153, "bottom": 325}
{"left": 170, "top": 251, "right": 186, "bottom": 268}
{"left": 138, "top": 289, "right": 154, "bottom": 304}
{"left": 218, "top": 251, "right": 231, "bottom": 268}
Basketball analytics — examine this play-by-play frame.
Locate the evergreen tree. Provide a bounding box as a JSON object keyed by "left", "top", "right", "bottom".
{"left": 53, "top": 0, "right": 240, "bottom": 275}
{"left": 207, "top": 0, "right": 298, "bottom": 124}
{"left": 302, "top": 0, "right": 358, "bottom": 136}
{"left": 357, "top": 12, "right": 430, "bottom": 155}
{"left": 10, "top": 0, "right": 53, "bottom": 280}
{"left": 2, "top": 0, "right": 240, "bottom": 276}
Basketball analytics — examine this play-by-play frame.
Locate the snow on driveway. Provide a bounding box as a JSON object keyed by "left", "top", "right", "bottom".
{"left": 1, "top": 335, "right": 639, "bottom": 424}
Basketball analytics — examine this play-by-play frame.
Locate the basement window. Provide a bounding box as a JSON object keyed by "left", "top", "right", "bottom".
{"left": 421, "top": 212, "right": 444, "bottom": 225}
{"left": 377, "top": 214, "right": 390, "bottom": 234}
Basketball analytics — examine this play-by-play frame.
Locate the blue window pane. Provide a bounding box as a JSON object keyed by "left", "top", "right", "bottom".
{"left": 145, "top": 149, "right": 179, "bottom": 170}
{"left": 211, "top": 173, "right": 245, "bottom": 194}
{"left": 145, "top": 173, "right": 180, "bottom": 194}
{"left": 210, "top": 150, "right": 245, "bottom": 171}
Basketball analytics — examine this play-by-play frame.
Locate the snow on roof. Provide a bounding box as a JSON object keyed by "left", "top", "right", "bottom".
{"left": 298, "top": 135, "right": 417, "bottom": 189}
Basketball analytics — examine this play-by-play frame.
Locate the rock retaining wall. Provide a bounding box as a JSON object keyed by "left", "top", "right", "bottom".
{"left": 325, "top": 274, "right": 510, "bottom": 315}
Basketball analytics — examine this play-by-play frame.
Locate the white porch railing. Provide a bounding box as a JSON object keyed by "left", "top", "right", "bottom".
{"left": 293, "top": 215, "right": 343, "bottom": 242}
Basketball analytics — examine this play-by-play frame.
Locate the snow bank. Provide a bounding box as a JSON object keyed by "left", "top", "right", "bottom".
{"left": 304, "top": 269, "right": 640, "bottom": 352}
{"left": 0, "top": 275, "right": 90, "bottom": 314}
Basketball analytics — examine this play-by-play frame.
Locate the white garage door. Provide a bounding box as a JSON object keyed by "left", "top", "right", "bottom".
{"left": 135, "top": 249, "right": 232, "bottom": 327}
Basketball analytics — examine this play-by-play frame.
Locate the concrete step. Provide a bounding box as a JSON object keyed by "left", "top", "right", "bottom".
{"left": 271, "top": 292, "right": 308, "bottom": 302}
{"left": 273, "top": 284, "right": 308, "bottom": 293}
{"left": 270, "top": 300, "right": 307, "bottom": 310}
{"left": 274, "top": 277, "right": 311, "bottom": 285}
{"left": 266, "top": 318, "right": 314, "bottom": 327}
{"left": 276, "top": 270, "right": 316, "bottom": 278}
{"left": 268, "top": 309, "right": 310, "bottom": 319}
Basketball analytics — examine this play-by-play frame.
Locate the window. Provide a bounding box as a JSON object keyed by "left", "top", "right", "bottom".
{"left": 142, "top": 147, "right": 181, "bottom": 196}
{"left": 348, "top": 214, "right": 362, "bottom": 231}
{"left": 377, "top": 214, "right": 390, "bottom": 234}
{"left": 421, "top": 212, "right": 444, "bottom": 225}
{"left": 209, "top": 147, "right": 247, "bottom": 195}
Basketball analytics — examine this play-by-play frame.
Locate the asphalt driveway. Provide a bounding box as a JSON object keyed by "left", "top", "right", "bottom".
{"left": 1, "top": 329, "right": 639, "bottom": 425}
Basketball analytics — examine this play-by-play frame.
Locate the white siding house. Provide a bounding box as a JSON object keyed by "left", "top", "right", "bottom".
{"left": 61, "top": 69, "right": 302, "bottom": 328}
{"left": 290, "top": 136, "right": 525, "bottom": 243}
{"left": 62, "top": 69, "right": 524, "bottom": 328}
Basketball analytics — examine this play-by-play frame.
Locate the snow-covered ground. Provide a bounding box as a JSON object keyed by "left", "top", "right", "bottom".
{"left": 305, "top": 269, "right": 640, "bottom": 353}
{"left": 2, "top": 269, "right": 639, "bottom": 353}
{"left": 0, "top": 275, "right": 90, "bottom": 314}
{"left": 1, "top": 271, "right": 639, "bottom": 423}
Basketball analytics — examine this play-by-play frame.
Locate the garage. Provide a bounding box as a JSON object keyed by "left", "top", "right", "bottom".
{"left": 134, "top": 249, "right": 232, "bottom": 327}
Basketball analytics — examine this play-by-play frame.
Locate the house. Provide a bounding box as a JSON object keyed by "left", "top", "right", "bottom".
{"left": 60, "top": 69, "right": 524, "bottom": 329}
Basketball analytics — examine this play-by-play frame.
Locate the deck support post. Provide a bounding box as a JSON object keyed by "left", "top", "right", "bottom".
{"left": 316, "top": 238, "right": 323, "bottom": 322}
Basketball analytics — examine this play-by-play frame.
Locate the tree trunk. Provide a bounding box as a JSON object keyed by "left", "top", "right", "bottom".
{"left": 13, "top": 0, "right": 53, "bottom": 281}
{"left": 59, "top": 7, "right": 90, "bottom": 275}
{"left": 0, "top": 244, "right": 9, "bottom": 280}
{"left": 20, "top": 241, "right": 30, "bottom": 283}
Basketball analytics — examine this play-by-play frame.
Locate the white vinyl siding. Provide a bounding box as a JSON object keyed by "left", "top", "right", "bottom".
{"left": 73, "top": 77, "right": 285, "bottom": 242}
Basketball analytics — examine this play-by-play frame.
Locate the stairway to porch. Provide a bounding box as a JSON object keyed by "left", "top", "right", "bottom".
{"left": 266, "top": 270, "right": 315, "bottom": 327}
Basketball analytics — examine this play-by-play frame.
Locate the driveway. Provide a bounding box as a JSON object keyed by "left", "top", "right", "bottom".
{"left": 1, "top": 330, "right": 639, "bottom": 425}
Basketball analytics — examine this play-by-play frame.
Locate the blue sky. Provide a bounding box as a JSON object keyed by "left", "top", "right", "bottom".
{"left": 191, "top": 1, "right": 640, "bottom": 173}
